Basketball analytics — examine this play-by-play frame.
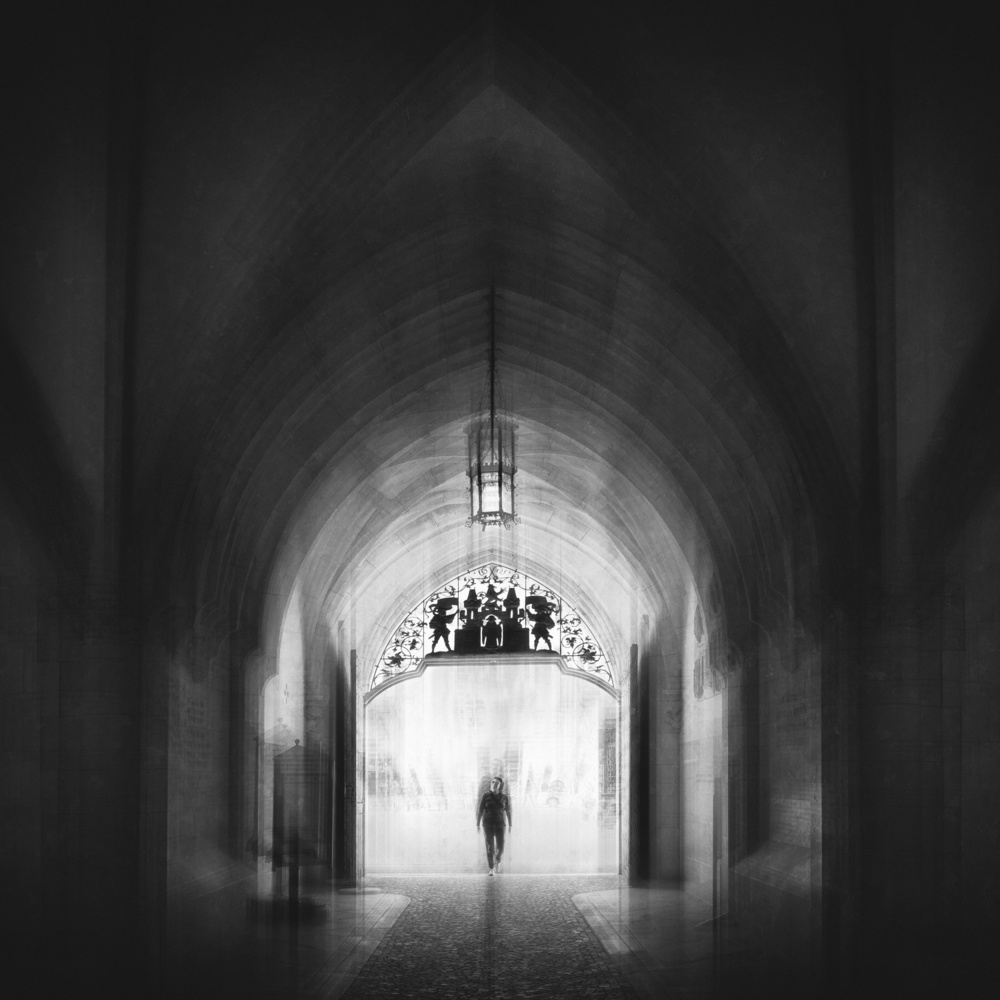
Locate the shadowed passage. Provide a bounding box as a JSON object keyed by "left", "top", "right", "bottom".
{"left": 342, "top": 875, "right": 638, "bottom": 999}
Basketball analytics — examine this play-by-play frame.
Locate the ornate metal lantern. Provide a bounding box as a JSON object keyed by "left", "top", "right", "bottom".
{"left": 467, "top": 286, "right": 518, "bottom": 529}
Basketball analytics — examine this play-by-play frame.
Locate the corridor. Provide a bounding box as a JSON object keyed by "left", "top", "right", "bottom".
{"left": 242, "top": 875, "right": 763, "bottom": 1000}
{"left": 344, "top": 875, "right": 635, "bottom": 999}
{"left": 5, "top": 4, "right": 1000, "bottom": 999}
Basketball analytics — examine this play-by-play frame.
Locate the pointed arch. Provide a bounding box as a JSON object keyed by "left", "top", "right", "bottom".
{"left": 369, "top": 563, "right": 615, "bottom": 698}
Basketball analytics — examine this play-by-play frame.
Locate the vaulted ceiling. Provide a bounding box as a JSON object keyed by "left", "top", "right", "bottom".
{"left": 129, "top": 2, "right": 859, "bottom": 659}
{"left": 7, "top": 1, "right": 994, "bottom": 666}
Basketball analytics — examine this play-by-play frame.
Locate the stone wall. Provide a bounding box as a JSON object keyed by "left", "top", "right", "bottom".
{"left": 161, "top": 618, "right": 255, "bottom": 986}
{"left": 682, "top": 590, "right": 725, "bottom": 905}
{"left": 0, "top": 502, "right": 51, "bottom": 965}
{"left": 731, "top": 612, "right": 822, "bottom": 978}
{"left": 647, "top": 617, "right": 682, "bottom": 881}
{"left": 958, "top": 490, "right": 1000, "bottom": 939}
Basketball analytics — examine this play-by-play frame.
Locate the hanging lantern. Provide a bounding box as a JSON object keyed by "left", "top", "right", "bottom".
{"left": 467, "top": 286, "right": 518, "bottom": 529}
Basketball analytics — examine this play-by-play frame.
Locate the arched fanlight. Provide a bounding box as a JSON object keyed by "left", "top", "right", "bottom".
{"left": 467, "top": 285, "right": 518, "bottom": 529}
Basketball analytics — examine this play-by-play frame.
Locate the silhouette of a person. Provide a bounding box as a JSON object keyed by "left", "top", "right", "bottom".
{"left": 476, "top": 776, "right": 512, "bottom": 875}
{"left": 524, "top": 767, "right": 538, "bottom": 805}
{"left": 429, "top": 601, "right": 457, "bottom": 652}
{"left": 526, "top": 601, "right": 555, "bottom": 650}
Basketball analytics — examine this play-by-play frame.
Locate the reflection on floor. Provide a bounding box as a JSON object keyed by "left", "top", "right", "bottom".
{"left": 574, "top": 886, "right": 717, "bottom": 998}
{"left": 244, "top": 875, "right": 785, "bottom": 1000}
{"left": 250, "top": 888, "right": 411, "bottom": 999}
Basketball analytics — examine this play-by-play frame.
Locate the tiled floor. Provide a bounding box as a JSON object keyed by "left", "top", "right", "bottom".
{"left": 246, "top": 874, "right": 753, "bottom": 999}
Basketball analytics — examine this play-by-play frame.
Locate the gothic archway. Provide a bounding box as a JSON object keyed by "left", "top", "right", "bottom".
{"left": 369, "top": 563, "right": 617, "bottom": 700}
{"left": 364, "top": 564, "right": 620, "bottom": 874}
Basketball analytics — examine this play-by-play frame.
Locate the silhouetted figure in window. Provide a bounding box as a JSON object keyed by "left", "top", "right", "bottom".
{"left": 429, "top": 600, "right": 457, "bottom": 652}
{"left": 476, "top": 776, "right": 512, "bottom": 875}
{"left": 523, "top": 767, "right": 538, "bottom": 806}
{"left": 482, "top": 614, "right": 502, "bottom": 649}
{"left": 526, "top": 600, "right": 555, "bottom": 650}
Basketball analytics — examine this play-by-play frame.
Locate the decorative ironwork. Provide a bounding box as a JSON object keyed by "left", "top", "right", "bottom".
{"left": 467, "top": 286, "right": 518, "bottom": 529}
{"left": 371, "top": 564, "right": 614, "bottom": 693}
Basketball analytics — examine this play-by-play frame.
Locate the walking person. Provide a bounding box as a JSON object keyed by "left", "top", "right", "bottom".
{"left": 476, "top": 776, "right": 512, "bottom": 875}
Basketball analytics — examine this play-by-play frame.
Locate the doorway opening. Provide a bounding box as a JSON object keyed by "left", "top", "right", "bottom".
{"left": 363, "top": 654, "right": 619, "bottom": 874}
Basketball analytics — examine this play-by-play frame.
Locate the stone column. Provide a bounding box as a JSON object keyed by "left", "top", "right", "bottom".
{"left": 333, "top": 640, "right": 357, "bottom": 882}
{"left": 628, "top": 639, "right": 650, "bottom": 882}
{"left": 52, "top": 584, "right": 142, "bottom": 994}
{"left": 857, "top": 579, "right": 960, "bottom": 990}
